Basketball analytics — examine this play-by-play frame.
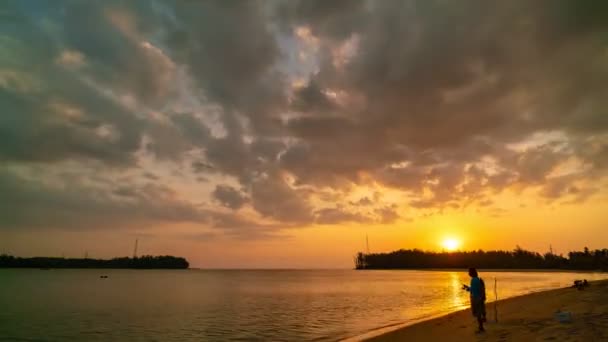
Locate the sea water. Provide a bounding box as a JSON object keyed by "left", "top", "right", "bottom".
{"left": 1, "top": 269, "right": 606, "bottom": 341}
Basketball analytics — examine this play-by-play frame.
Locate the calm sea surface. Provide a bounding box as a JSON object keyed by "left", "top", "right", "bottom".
{"left": 1, "top": 269, "right": 606, "bottom": 341}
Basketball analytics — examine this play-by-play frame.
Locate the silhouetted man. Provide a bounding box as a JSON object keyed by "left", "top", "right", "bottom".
{"left": 462, "top": 267, "right": 486, "bottom": 333}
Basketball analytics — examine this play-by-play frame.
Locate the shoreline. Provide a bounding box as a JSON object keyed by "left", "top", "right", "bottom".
{"left": 359, "top": 279, "right": 608, "bottom": 341}
{"left": 355, "top": 268, "right": 607, "bottom": 273}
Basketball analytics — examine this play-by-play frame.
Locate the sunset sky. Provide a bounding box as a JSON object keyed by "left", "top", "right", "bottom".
{"left": 2, "top": 1, "right": 608, "bottom": 268}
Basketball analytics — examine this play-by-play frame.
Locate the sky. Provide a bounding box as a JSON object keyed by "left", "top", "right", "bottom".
{"left": 1, "top": 1, "right": 608, "bottom": 268}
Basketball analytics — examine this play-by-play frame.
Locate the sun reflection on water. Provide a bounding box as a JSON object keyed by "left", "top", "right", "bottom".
{"left": 449, "top": 271, "right": 468, "bottom": 310}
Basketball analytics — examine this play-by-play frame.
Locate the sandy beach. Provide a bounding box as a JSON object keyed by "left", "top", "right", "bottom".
{"left": 366, "top": 280, "right": 608, "bottom": 342}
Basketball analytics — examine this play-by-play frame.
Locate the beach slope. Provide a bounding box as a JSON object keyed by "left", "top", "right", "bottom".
{"left": 366, "top": 280, "right": 608, "bottom": 341}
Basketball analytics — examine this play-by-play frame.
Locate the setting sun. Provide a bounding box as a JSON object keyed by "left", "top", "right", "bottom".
{"left": 442, "top": 238, "right": 461, "bottom": 252}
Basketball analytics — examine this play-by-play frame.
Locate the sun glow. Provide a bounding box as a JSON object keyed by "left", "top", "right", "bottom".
{"left": 442, "top": 238, "right": 461, "bottom": 252}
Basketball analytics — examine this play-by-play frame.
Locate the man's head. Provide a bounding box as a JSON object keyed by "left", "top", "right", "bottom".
{"left": 468, "top": 268, "right": 478, "bottom": 278}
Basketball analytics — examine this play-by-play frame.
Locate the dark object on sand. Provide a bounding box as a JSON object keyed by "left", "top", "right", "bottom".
{"left": 554, "top": 310, "right": 573, "bottom": 323}
{"left": 100, "top": 275, "right": 108, "bottom": 278}
{"left": 572, "top": 279, "right": 589, "bottom": 290}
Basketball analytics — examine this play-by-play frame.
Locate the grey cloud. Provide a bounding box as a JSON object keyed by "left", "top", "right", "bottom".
{"left": 314, "top": 204, "right": 400, "bottom": 225}
{"left": 171, "top": 114, "right": 211, "bottom": 147}
{"left": 539, "top": 174, "right": 598, "bottom": 204}
{"left": 374, "top": 165, "right": 427, "bottom": 193}
{"left": 0, "top": 165, "right": 290, "bottom": 239}
{"left": 275, "top": 0, "right": 367, "bottom": 41}
{"left": 0, "top": 168, "right": 205, "bottom": 230}
{"left": 0, "top": 80, "right": 142, "bottom": 166}
{"left": 164, "top": 2, "right": 287, "bottom": 135}
{"left": 2, "top": 0, "right": 608, "bottom": 234}
{"left": 0, "top": 3, "right": 148, "bottom": 166}
{"left": 61, "top": 2, "right": 175, "bottom": 106}
{"left": 314, "top": 207, "right": 371, "bottom": 225}
{"left": 291, "top": 80, "right": 336, "bottom": 113}
{"left": 275, "top": 0, "right": 608, "bottom": 208}
{"left": 142, "top": 172, "right": 159, "bottom": 180}
{"left": 513, "top": 145, "right": 568, "bottom": 184}
{"left": 212, "top": 185, "right": 249, "bottom": 210}
{"left": 250, "top": 138, "right": 285, "bottom": 162}
{"left": 374, "top": 205, "right": 400, "bottom": 224}
{"left": 191, "top": 161, "right": 214, "bottom": 173}
{"left": 250, "top": 174, "right": 314, "bottom": 224}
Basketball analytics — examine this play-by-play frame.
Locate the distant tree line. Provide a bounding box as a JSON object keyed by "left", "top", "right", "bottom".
{"left": 0, "top": 255, "right": 189, "bottom": 269}
{"left": 355, "top": 246, "right": 608, "bottom": 271}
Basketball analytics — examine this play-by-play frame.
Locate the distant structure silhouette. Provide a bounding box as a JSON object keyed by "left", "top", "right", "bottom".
{"left": 133, "top": 239, "right": 139, "bottom": 258}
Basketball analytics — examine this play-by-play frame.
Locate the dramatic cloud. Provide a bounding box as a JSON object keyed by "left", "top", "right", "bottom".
{"left": 212, "top": 185, "right": 249, "bottom": 210}
{"left": 1, "top": 0, "right": 607, "bottom": 238}
{"left": 0, "top": 167, "right": 205, "bottom": 230}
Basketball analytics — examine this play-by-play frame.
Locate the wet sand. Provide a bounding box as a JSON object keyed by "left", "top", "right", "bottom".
{"left": 366, "top": 280, "right": 608, "bottom": 341}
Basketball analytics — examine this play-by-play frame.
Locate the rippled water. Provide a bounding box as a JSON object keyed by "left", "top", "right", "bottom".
{"left": 1, "top": 269, "right": 606, "bottom": 341}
